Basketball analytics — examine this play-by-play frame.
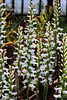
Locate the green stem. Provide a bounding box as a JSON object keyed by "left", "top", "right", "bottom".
{"left": 43, "top": 87, "right": 45, "bottom": 100}
{"left": 27, "top": 83, "right": 29, "bottom": 100}
{"left": 36, "top": 80, "right": 39, "bottom": 99}
{"left": 45, "top": 86, "right": 48, "bottom": 100}
{"left": 17, "top": 76, "right": 19, "bottom": 100}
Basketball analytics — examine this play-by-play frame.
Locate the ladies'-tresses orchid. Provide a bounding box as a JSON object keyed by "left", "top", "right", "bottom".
{"left": 13, "top": 25, "right": 25, "bottom": 99}
{"left": 0, "top": 2, "right": 8, "bottom": 99}
{"left": 39, "top": 21, "right": 55, "bottom": 100}
{"left": 8, "top": 65, "right": 17, "bottom": 100}
{"left": 59, "top": 34, "right": 67, "bottom": 100}
{"left": 21, "top": 1, "right": 38, "bottom": 100}
{"left": 52, "top": 1, "right": 64, "bottom": 99}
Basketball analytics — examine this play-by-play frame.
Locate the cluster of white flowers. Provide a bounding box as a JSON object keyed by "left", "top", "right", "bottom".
{"left": 39, "top": 21, "right": 55, "bottom": 87}
{"left": 54, "top": 34, "right": 67, "bottom": 99}
{"left": 22, "top": 1, "right": 38, "bottom": 92}
{"left": 60, "top": 34, "right": 67, "bottom": 99}
{"left": 0, "top": 2, "right": 7, "bottom": 99}
{"left": 13, "top": 27, "right": 24, "bottom": 76}
{"left": 52, "top": 0, "right": 67, "bottom": 99}
{"left": 0, "top": 2, "right": 16, "bottom": 100}
{"left": 8, "top": 65, "right": 17, "bottom": 100}
{"left": 52, "top": 0, "right": 63, "bottom": 51}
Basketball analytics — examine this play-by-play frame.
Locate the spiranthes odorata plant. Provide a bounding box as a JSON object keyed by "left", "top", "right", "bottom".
{"left": 13, "top": 26, "right": 24, "bottom": 99}
{"left": 60, "top": 34, "right": 67, "bottom": 100}
{"left": 8, "top": 65, "right": 17, "bottom": 100}
{"left": 53, "top": 34, "right": 67, "bottom": 100}
{"left": 21, "top": 1, "right": 38, "bottom": 100}
{"left": 39, "top": 21, "right": 55, "bottom": 100}
{"left": 52, "top": 0, "right": 63, "bottom": 97}
{"left": 36, "top": 37, "right": 42, "bottom": 98}
{"left": 52, "top": 0, "right": 63, "bottom": 60}
{"left": 0, "top": 1, "right": 8, "bottom": 99}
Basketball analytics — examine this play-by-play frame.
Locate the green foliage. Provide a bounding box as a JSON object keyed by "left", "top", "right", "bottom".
{"left": 35, "top": 5, "right": 53, "bottom": 37}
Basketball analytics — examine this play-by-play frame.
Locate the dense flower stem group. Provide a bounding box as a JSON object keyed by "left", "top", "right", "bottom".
{"left": 0, "top": 0, "right": 67, "bottom": 100}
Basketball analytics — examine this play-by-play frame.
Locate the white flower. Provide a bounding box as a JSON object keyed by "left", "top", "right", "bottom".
{"left": 41, "top": 54, "right": 48, "bottom": 57}
{"left": 30, "top": 61, "right": 38, "bottom": 65}
{"left": 54, "top": 87, "right": 62, "bottom": 92}
{"left": 23, "top": 79, "right": 28, "bottom": 85}
{"left": 28, "top": 6, "right": 31, "bottom": 9}
{"left": 17, "top": 70, "right": 21, "bottom": 75}
{"left": 19, "top": 50, "right": 22, "bottom": 53}
{"left": 2, "top": 3, "right": 6, "bottom": 6}
{"left": 1, "top": 25, "right": 4, "bottom": 29}
{"left": 1, "top": 35, "right": 6, "bottom": 38}
{"left": 13, "top": 52, "right": 18, "bottom": 55}
{"left": 33, "top": 27, "right": 37, "bottom": 30}
{"left": 33, "top": 22, "right": 37, "bottom": 25}
{"left": 57, "top": 27, "right": 63, "bottom": 31}
{"left": 4, "top": 56, "right": 8, "bottom": 60}
{"left": 2, "top": 21, "right": 6, "bottom": 24}
{"left": 50, "top": 51, "right": 56, "bottom": 54}
{"left": 22, "top": 69, "right": 27, "bottom": 73}
{"left": 48, "top": 77, "right": 52, "bottom": 82}
{"left": 58, "top": 32, "right": 63, "bottom": 35}
{"left": 29, "top": 66, "right": 35, "bottom": 71}
{"left": 43, "top": 48, "right": 47, "bottom": 51}
{"left": 23, "top": 52, "right": 27, "bottom": 56}
{"left": 32, "top": 39, "right": 38, "bottom": 43}
{"left": 40, "top": 79, "right": 47, "bottom": 84}
{"left": 45, "top": 32, "right": 49, "bottom": 37}
{"left": 63, "top": 91, "right": 67, "bottom": 94}
{"left": 0, "top": 69, "right": 2, "bottom": 72}
{"left": 29, "top": 84, "right": 35, "bottom": 91}
{"left": 0, "top": 4, "right": 2, "bottom": 7}
{"left": 33, "top": 9, "right": 36, "bottom": 12}
{"left": 65, "top": 83, "right": 67, "bottom": 87}
{"left": 44, "top": 71, "right": 48, "bottom": 75}
{"left": 27, "top": 73, "right": 30, "bottom": 78}
{"left": 53, "top": 94, "right": 61, "bottom": 98}
{"left": 22, "top": 63, "right": 27, "bottom": 68}
{"left": 39, "top": 76, "right": 44, "bottom": 79}
{"left": 31, "top": 74, "right": 36, "bottom": 78}
{"left": 27, "top": 54, "right": 30, "bottom": 59}
{"left": 30, "top": 44, "right": 37, "bottom": 48}
{"left": 2, "top": 89, "right": 9, "bottom": 92}
{"left": 52, "top": 18, "right": 55, "bottom": 21}
{"left": 11, "top": 85, "right": 16, "bottom": 89}
{"left": 12, "top": 92, "right": 17, "bottom": 95}
{"left": 12, "top": 78, "right": 15, "bottom": 82}
{"left": 2, "top": 8, "right": 6, "bottom": 11}
{"left": 3, "top": 85, "right": 9, "bottom": 89}
{"left": 32, "top": 70, "right": 36, "bottom": 74}
{"left": 1, "top": 40, "right": 3, "bottom": 44}
{"left": 23, "top": 47, "right": 27, "bottom": 51}
{"left": 49, "top": 69, "right": 55, "bottom": 72}
{"left": 1, "top": 17, "right": 6, "bottom": 20}
{"left": 43, "top": 43, "right": 49, "bottom": 47}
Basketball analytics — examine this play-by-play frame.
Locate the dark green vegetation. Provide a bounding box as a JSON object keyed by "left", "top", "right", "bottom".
{"left": 60, "top": 16, "right": 67, "bottom": 33}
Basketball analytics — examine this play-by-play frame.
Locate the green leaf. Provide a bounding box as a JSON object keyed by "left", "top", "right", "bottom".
{"left": 49, "top": 6, "right": 53, "bottom": 17}
{"left": 44, "top": 9, "right": 49, "bottom": 21}
{"left": 35, "top": 18, "right": 41, "bottom": 31}
{"left": 40, "top": 11, "right": 46, "bottom": 24}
